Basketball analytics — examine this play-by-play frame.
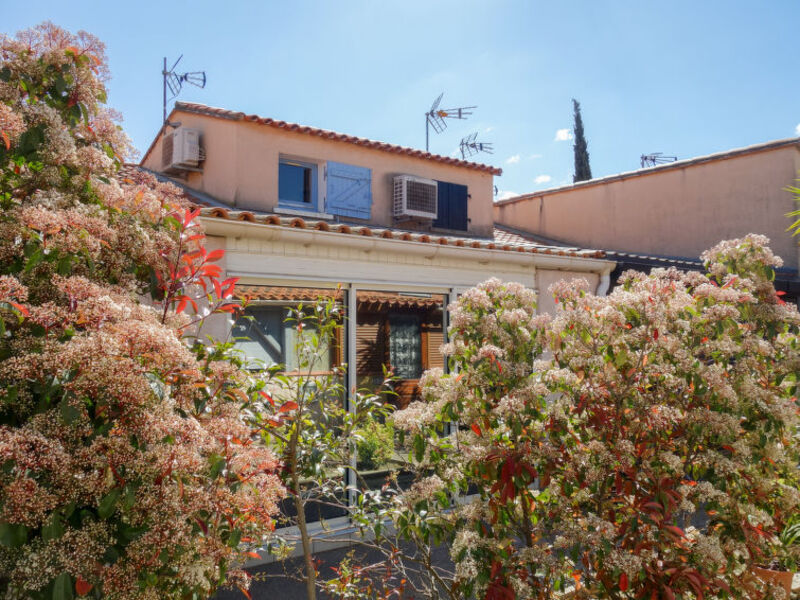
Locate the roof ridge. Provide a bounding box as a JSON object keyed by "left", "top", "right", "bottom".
{"left": 141, "top": 102, "right": 502, "bottom": 176}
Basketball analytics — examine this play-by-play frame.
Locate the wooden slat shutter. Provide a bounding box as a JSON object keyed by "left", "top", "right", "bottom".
{"left": 434, "top": 181, "right": 468, "bottom": 231}
{"left": 326, "top": 161, "right": 372, "bottom": 219}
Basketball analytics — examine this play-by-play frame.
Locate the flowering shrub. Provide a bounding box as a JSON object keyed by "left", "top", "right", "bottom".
{"left": 0, "top": 24, "right": 283, "bottom": 599}
{"left": 381, "top": 235, "right": 800, "bottom": 600}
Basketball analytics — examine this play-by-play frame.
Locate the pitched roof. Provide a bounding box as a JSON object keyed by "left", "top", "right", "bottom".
{"left": 141, "top": 102, "right": 502, "bottom": 176}
{"left": 201, "top": 206, "right": 606, "bottom": 259}
{"left": 495, "top": 136, "right": 800, "bottom": 205}
{"left": 119, "top": 164, "right": 605, "bottom": 260}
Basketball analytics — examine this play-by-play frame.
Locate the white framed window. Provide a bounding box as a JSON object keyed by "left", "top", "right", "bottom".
{"left": 278, "top": 157, "right": 320, "bottom": 211}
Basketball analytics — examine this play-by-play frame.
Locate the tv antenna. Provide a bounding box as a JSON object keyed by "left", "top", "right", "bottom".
{"left": 425, "top": 92, "right": 476, "bottom": 152}
{"left": 640, "top": 152, "right": 677, "bottom": 168}
{"left": 459, "top": 132, "right": 493, "bottom": 159}
{"left": 162, "top": 55, "right": 206, "bottom": 126}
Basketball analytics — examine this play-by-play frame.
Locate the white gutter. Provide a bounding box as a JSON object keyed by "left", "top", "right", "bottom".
{"left": 201, "top": 216, "right": 615, "bottom": 274}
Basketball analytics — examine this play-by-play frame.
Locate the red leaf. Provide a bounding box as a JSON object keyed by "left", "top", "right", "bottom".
{"left": 75, "top": 578, "right": 93, "bottom": 596}
{"left": 184, "top": 207, "right": 202, "bottom": 227}
{"left": 213, "top": 278, "right": 223, "bottom": 299}
{"left": 239, "top": 587, "right": 252, "bottom": 600}
{"left": 653, "top": 329, "right": 659, "bottom": 340}
{"left": 245, "top": 551, "right": 261, "bottom": 559}
{"left": 279, "top": 401, "right": 299, "bottom": 413}
{"left": 471, "top": 423, "right": 482, "bottom": 437}
{"left": 259, "top": 391, "right": 276, "bottom": 406}
{"left": 663, "top": 525, "right": 685, "bottom": 539}
{"left": 619, "top": 572, "right": 628, "bottom": 591}
{"left": 205, "top": 248, "right": 225, "bottom": 262}
{"left": 8, "top": 301, "right": 28, "bottom": 316}
{"left": 1, "top": 130, "right": 9, "bottom": 151}
{"left": 175, "top": 296, "right": 189, "bottom": 314}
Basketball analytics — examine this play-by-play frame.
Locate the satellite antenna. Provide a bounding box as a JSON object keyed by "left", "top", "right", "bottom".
{"left": 640, "top": 152, "right": 677, "bottom": 168}
{"left": 162, "top": 55, "right": 207, "bottom": 126}
{"left": 425, "top": 92, "right": 476, "bottom": 152}
{"left": 459, "top": 131, "right": 493, "bottom": 159}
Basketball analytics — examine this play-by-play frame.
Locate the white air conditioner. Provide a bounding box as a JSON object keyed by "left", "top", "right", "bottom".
{"left": 162, "top": 127, "right": 204, "bottom": 172}
{"left": 393, "top": 175, "right": 437, "bottom": 219}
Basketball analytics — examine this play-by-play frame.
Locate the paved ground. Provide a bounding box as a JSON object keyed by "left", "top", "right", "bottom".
{"left": 214, "top": 542, "right": 453, "bottom": 600}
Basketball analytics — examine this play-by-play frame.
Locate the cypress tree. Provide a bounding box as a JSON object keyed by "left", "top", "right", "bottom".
{"left": 572, "top": 98, "right": 592, "bottom": 182}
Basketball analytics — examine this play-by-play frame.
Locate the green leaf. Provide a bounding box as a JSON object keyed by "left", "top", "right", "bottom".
{"left": 52, "top": 572, "right": 73, "bottom": 600}
{"left": 60, "top": 399, "right": 80, "bottom": 425}
{"left": 209, "top": 454, "right": 226, "bottom": 479}
{"left": 413, "top": 433, "right": 425, "bottom": 463}
{"left": 42, "top": 514, "right": 64, "bottom": 541}
{"left": 97, "top": 488, "right": 121, "bottom": 519}
{"left": 0, "top": 522, "right": 27, "bottom": 547}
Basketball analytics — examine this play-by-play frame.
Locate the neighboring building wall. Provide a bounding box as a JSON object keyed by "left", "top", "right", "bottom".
{"left": 494, "top": 142, "right": 800, "bottom": 270}
{"left": 143, "top": 111, "right": 496, "bottom": 237}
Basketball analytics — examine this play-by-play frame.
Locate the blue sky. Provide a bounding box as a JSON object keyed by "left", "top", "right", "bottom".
{"left": 4, "top": 1, "right": 799, "bottom": 199}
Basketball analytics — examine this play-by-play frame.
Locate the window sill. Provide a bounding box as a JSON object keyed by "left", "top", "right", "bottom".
{"left": 274, "top": 206, "right": 334, "bottom": 220}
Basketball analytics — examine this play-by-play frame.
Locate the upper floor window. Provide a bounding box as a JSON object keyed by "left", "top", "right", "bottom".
{"left": 279, "top": 158, "right": 319, "bottom": 210}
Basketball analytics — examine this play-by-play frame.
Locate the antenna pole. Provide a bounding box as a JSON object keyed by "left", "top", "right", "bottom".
{"left": 162, "top": 56, "right": 167, "bottom": 126}
{"left": 425, "top": 116, "right": 429, "bottom": 152}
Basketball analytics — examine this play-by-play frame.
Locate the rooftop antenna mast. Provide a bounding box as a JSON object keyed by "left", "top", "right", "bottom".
{"left": 425, "top": 92, "right": 476, "bottom": 152}
{"left": 459, "top": 131, "right": 493, "bottom": 160}
{"left": 640, "top": 152, "right": 677, "bottom": 168}
{"left": 162, "top": 55, "right": 207, "bottom": 127}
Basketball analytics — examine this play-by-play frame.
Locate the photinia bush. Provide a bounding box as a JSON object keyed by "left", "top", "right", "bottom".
{"left": 381, "top": 236, "right": 800, "bottom": 600}
{"left": 0, "top": 23, "right": 283, "bottom": 599}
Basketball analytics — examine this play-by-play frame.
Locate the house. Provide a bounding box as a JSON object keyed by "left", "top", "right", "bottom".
{"left": 494, "top": 137, "right": 800, "bottom": 303}
{"left": 140, "top": 102, "right": 615, "bottom": 402}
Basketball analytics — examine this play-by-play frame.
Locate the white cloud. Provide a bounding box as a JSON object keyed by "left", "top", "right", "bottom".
{"left": 506, "top": 154, "right": 521, "bottom": 164}
{"left": 534, "top": 175, "right": 552, "bottom": 185}
{"left": 796, "top": 123, "right": 800, "bottom": 136}
{"left": 529, "top": 153, "right": 542, "bottom": 159}
{"left": 485, "top": 126, "right": 495, "bottom": 133}
{"left": 495, "top": 190, "right": 519, "bottom": 201}
{"left": 554, "top": 128, "right": 573, "bottom": 142}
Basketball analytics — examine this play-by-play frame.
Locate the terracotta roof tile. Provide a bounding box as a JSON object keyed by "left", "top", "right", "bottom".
{"left": 141, "top": 102, "right": 502, "bottom": 176}
{"left": 237, "top": 286, "right": 442, "bottom": 309}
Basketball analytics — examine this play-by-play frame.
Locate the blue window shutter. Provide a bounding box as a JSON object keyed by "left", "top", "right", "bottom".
{"left": 434, "top": 181, "right": 468, "bottom": 231}
{"left": 450, "top": 183, "right": 468, "bottom": 231}
{"left": 433, "top": 181, "right": 450, "bottom": 228}
{"left": 326, "top": 161, "right": 372, "bottom": 219}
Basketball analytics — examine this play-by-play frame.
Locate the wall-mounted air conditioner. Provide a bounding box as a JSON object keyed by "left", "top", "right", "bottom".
{"left": 393, "top": 175, "right": 437, "bottom": 219}
{"left": 162, "top": 127, "right": 204, "bottom": 172}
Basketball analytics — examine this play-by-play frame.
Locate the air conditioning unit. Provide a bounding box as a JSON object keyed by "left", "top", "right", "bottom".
{"left": 393, "top": 175, "right": 437, "bottom": 219}
{"left": 162, "top": 127, "right": 204, "bottom": 172}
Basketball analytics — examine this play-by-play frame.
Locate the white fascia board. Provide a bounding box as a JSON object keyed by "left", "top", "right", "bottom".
{"left": 201, "top": 217, "right": 615, "bottom": 274}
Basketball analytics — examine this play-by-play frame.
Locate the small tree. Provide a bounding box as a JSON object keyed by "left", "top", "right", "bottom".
{"left": 0, "top": 24, "right": 283, "bottom": 599}
{"left": 251, "top": 297, "right": 393, "bottom": 600}
{"left": 572, "top": 98, "right": 592, "bottom": 183}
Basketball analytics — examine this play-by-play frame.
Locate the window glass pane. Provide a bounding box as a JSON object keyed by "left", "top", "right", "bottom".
{"left": 232, "top": 287, "right": 339, "bottom": 373}
{"left": 231, "top": 306, "right": 284, "bottom": 369}
{"left": 279, "top": 162, "right": 312, "bottom": 204}
{"left": 389, "top": 315, "right": 421, "bottom": 379}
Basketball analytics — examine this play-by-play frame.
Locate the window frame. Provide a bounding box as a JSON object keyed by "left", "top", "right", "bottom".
{"left": 278, "top": 156, "right": 321, "bottom": 212}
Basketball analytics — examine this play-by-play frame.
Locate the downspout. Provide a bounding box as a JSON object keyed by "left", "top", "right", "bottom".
{"left": 596, "top": 265, "right": 614, "bottom": 297}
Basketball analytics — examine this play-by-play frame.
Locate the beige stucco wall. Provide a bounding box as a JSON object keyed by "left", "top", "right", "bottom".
{"left": 494, "top": 144, "right": 800, "bottom": 270}
{"left": 143, "top": 111, "right": 497, "bottom": 237}
{"left": 535, "top": 269, "right": 600, "bottom": 315}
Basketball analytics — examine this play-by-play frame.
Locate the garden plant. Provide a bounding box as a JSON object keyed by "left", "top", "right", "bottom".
{"left": 0, "top": 24, "right": 284, "bottom": 599}
{"left": 336, "top": 236, "right": 800, "bottom": 600}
